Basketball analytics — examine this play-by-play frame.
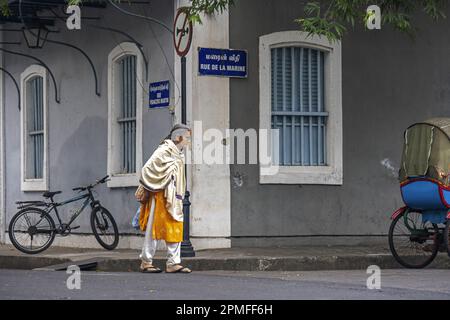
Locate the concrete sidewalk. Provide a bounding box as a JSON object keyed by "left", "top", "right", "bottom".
{"left": 1, "top": 244, "right": 450, "bottom": 272}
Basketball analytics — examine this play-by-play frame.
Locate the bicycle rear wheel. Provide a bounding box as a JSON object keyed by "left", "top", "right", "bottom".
{"left": 90, "top": 206, "right": 119, "bottom": 250}
{"left": 444, "top": 220, "right": 450, "bottom": 257}
{"left": 388, "top": 208, "right": 439, "bottom": 268}
{"left": 8, "top": 208, "right": 56, "bottom": 254}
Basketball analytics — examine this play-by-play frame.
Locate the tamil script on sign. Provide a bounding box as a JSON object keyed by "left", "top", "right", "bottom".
{"left": 149, "top": 81, "right": 170, "bottom": 108}
{"left": 198, "top": 48, "right": 247, "bottom": 78}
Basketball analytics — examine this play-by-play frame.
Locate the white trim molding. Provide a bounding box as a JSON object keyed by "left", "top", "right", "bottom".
{"left": 20, "top": 65, "right": 49, "bottom": 192}
{"left": 0, "top": 43, "right": 4, "bottom": 243}
{"left": 107, "top": 42, "right": 144, "bottom": 188}
{"left": 259, "top": 31, "right": 343, "bottom": 185}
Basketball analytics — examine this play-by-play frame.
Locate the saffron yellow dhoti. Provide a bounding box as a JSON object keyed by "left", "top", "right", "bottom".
{"left": 139, "top": 190, "right": 183, "bottom": 243}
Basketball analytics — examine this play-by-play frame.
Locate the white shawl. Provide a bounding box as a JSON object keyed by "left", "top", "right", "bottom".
{"left": 139, "top": 139, "right": 186, "bottom": 222}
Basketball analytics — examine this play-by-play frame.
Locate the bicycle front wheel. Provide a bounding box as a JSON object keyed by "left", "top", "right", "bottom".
{"left": 90, "top": 206, "right": 119, "bottom": 250}
{"left": 8, "top": 208, "right": 56, "bottom": 254}
{"left": 388, "top": 208, "right": 439, "bottom": 269}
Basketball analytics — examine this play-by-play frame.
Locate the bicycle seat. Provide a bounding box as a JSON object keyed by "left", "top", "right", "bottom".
{"left": 42, "top": 191, "right": 62, "bottom": 198}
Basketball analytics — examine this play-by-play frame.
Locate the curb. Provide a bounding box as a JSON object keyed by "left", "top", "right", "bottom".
{"left": 72, "top": 255, "right": 450, "bottom": 272}
{"left": 0, "top": 255, "right": 71, "bottom": 270}
{"left": 2, "top": 254, "right": 450, "bottom": 272}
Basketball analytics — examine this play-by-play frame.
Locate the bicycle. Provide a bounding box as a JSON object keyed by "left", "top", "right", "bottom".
{"left": 8, "top": 175, "right": 119, "bottom": 254}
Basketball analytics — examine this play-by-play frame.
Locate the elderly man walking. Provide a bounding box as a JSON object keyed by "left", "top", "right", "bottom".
{"left": 136, "top": 124, "right": 192, "bottom": 273}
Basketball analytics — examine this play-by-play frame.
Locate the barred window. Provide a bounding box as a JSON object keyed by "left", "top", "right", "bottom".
{"left": 259, "top": 31, "right": 342, "bottom": 185}
{"left": 117, "top": 55, "right": 137, "bottom": 174}
{"left": 271, "top": 47, "right": 327, "bottom": 166}
{"left": 107, "top": 42, "right": 143, "bottom": 188}
{"left": 26, "top": 76, "right": 44, "bottom": 179}
{"left": 21, "top": 65, "right": 48, "bottom": 191}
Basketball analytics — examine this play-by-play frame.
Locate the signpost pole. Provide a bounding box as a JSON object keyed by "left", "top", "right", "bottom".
{"left": 181, "top": 55, "right": 195, "bottom": 257}
{"left": 174, "top": 7, "right": 195, "bottom": 258}
{"left": 181, "top": 56, "right": 187, "bottom": 123}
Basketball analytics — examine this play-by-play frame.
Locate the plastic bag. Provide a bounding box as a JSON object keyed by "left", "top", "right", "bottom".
{"left": 132, "top": 207, "right": 141, "bottom": 230}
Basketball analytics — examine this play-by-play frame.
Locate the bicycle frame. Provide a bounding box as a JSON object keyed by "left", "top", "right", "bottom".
{"left": 45, "top": 190, "right": 97, "bottom": 229}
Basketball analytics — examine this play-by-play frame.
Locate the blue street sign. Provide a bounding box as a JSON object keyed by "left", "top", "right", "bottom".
{"left": 149, "top": 81, "right": 170, "bottom": 108}
{"left": 198, "top": 47, "right": 247, "bottom": 78}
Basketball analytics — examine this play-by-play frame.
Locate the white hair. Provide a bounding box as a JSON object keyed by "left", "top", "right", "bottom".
{"left": 171, "top": 128, "right": 190, "bottom": 142}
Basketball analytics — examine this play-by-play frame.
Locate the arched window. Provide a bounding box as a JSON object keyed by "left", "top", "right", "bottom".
{"left": 20, "top": 65, "right": 48, "bottom": 191}
{"left": 259, "top": 31, "right": 342, "bottom": 185}
{"left": 107, "top": 42, "right": 144, "bottom": 187}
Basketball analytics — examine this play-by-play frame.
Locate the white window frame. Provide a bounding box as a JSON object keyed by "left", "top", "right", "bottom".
{"left": 259, "top": 31, "right": 342, "bottom": 185}
{"left": 20, "top": 65, "right": 49, "bottom": 192}
{"left": 107, "top": 42, "right": 144, "bottom": 188}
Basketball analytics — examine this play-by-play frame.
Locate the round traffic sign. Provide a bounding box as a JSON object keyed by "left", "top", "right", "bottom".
{"left": 173, "top": 8, "right": 193, "bottom": 57}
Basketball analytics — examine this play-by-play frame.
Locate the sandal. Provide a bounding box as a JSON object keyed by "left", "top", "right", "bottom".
{"left": 166, "top": 264, "right": 192, "bottom": 273}
{"left": 140, "top": 263, "right": 162, "bottom": 273}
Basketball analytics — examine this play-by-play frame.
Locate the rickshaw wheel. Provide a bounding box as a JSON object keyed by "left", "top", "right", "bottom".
{"left": 388, "top": 208, "right": 439, "bottom": 269}
{"left": 444, "top": 220, "right": 450, "bottom": 257}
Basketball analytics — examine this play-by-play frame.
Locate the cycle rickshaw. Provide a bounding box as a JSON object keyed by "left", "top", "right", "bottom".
{"left": 389, "top": 118, "right": 450, "bottom": 268}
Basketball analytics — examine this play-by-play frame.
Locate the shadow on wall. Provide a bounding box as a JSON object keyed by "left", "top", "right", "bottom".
{"left": 53, "top": 116, "right": 107, "bottom": 189}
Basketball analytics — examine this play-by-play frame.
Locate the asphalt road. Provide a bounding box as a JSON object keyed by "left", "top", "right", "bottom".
{"left": 1, "top": 269, "right": 450, "bottom": 300}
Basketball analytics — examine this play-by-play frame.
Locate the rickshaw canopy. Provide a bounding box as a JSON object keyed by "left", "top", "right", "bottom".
{"left": 399, "top": 118, "right": 450, "bottom": 185}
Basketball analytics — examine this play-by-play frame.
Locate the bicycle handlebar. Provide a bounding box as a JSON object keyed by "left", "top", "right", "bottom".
{"left": 97, "top": 175, "right": 110, "bottom": 184}
{"left": 72, "top": 175, "right": 110, "bottom": 191}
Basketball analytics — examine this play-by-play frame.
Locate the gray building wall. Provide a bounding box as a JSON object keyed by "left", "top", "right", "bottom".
{"left": 229, "top": 0, "right": 450, "bottom": 246}
{"left": 3, "top": 1, "right": 174, "bottom": 236}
